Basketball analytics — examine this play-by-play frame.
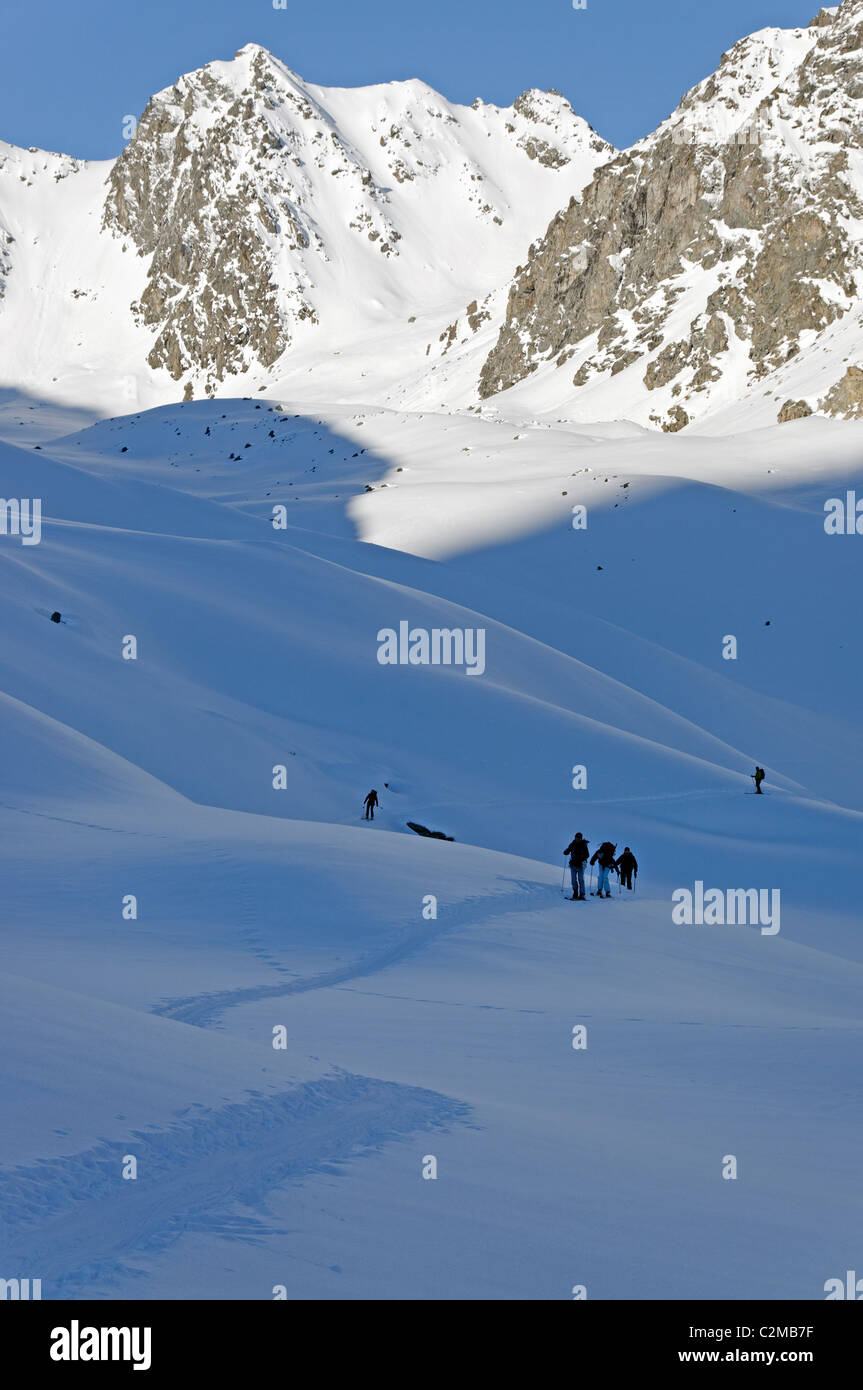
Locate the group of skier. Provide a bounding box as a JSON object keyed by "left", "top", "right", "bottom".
{"left": 560, "top": 768, "right": 767, "bottom": 900}
{"left": 563, "top": 834, "right": 638, "bottom": 900}
{"left": 365, "top": 764, "right": 768, "bottom": 901}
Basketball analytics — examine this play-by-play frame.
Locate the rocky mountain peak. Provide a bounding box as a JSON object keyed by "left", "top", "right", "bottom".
{"left": 97, "top": 45, "right": 605, "bottom": 398}
{"left": 101, "top": 48, "right": 333, "bottom": 392}
{"left": 477, "top": 0, "right": 863, "bottom": 427}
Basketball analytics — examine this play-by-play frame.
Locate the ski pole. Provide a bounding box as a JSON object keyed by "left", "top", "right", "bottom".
{"left": 561, "top": 862, "right": 568, "bottom": 895}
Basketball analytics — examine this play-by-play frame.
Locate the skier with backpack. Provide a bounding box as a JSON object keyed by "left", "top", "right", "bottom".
{"left": 590, "top": 841, "right": 617, "bottom": 897}
{"left": 751, "top": 767, "right": 766, "bottom": 795}
{"left": 563, "top": 833, "right": 590, "bottom": 900}
{"left": 615, "top": 847, "right": 638, "bottom": 891}
{"left": 363, "top": 789, "right": 380, "bottom": 820}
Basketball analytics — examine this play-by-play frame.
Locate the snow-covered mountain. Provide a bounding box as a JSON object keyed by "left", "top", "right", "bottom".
{"left": 7, "top": 4, "right": 863, "bottom": 429}
{"left": 478, "top": 1, "right": 863, "bottom": 430}
{"left": 3, "top": 6, "right": 863, "bottom": 1304}
{"left": 0, "top": 44, "right": 608, "bottom": 415}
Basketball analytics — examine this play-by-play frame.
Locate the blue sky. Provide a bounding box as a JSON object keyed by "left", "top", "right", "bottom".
{"left": 3, "top": 0, "right": 819, "bottom": 158}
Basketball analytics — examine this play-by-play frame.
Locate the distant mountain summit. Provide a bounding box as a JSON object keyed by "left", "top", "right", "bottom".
{"left": 0, "top": 44, "right": 606, "bottom": 409}
{"left": 4, "top": 8, "right": 863, "bottom": 429}
{"left": 478, "top": 1, "right": 863, "bottom": 428}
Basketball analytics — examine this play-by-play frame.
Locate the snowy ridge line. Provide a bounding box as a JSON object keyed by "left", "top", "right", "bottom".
{"left": 0, "top": 1071, "right": 470, "bottom": 1299}
{"left": 152, "top": 879, "right": 552, "bottom": 1028}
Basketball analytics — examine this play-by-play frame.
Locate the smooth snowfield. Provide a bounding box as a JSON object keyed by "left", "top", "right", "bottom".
{"left": 0, "top": 401, "right": 861, "bottom": 1299}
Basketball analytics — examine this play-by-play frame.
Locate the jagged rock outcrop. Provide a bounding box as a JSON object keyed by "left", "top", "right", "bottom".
{"left": 103, "top": 49, "right": 332, "bottom": 391}
{"left": 818, "top": 364, "right": 863, "bottom": 416}
{"left": 0, "top": 224, "right": 12, "bottom": 301}
{"left": 478, "top": 0, "right": 863, "bottom": 426}
{"left": 512, "top": 90, "right": 586, "bottom": 167}
{"left": 778, "top": 399, "right": 813, "bottom": 422}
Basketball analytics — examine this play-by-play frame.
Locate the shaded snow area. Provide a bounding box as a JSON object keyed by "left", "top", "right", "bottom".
{"left": 0, "top": 395, "right": 860, "bottom": 1299}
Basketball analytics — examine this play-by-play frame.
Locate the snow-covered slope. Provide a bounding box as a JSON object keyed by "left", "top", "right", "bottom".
{"left": 1, "top": 398, "right": 861, "bottom": 1298}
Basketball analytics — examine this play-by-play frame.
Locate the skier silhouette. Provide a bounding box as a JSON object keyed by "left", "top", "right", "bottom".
{"left": 751, "top": 767, "right": 766, "bottom": 795}
{"left": 363, "top": 789, "right": 379, "bottom": 820}
{"left": 563, "top": 833, "right": 590, "bottom": 900}
{"left": 590, "top": 841, "right": 618, "bottom": 898}
{"left": 615, "top": 847, "right": 638, "bottom": 890}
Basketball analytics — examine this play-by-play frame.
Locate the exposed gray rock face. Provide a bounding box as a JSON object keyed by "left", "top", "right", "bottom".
{"left": 661, "top": 406, "right": 690, "bottom": 433}
{"left": 478, "top": 0, "right": 863, "bottom": 425}
{"left": 778, "top": 398, "right": 814, "bottom": 422}
{"left": 511, "top": 90, "right": 603, "bottom": 167}
{"left": 818, "top": 364, "right": 863, "bottom": 416}
{"left": 0, "top": 157, "right": 16, "bottom": 300}
{"left": 0, "top": 224, "right": 12, "bottom": 301}
{"left": 103, "top": 48, "right": 327, "bottom": 392}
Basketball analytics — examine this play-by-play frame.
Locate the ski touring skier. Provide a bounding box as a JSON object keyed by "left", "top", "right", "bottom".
{"left": 615, "top": 847, "right": 638, "bottom": 891}
{"left": 363, "top": 789, "right": 379, "bottom": 820}
{"left": 563, "top": 833, "right": 590, "bottom": 901}
{"left": 590, "top": 841, "right": 618, "bottom": 897}
{"left": 751, "top": 767, "right": 766, "bottom": 795}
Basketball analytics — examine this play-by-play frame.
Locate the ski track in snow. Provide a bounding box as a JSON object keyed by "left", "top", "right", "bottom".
{"left": 1, "top": 848, "right": 517, "bottom": 1298}
{"left": 0, "top": 800, "right": 174, "bottom": 838}
{"left": 0, "top": 874, "right": 547, "bottom": 1296}
{"left": 0, "top": 1073, "right": 469, "bottom": 1299}
{"left": 152, "top": 880, "right": 551, "bottom": 1028}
